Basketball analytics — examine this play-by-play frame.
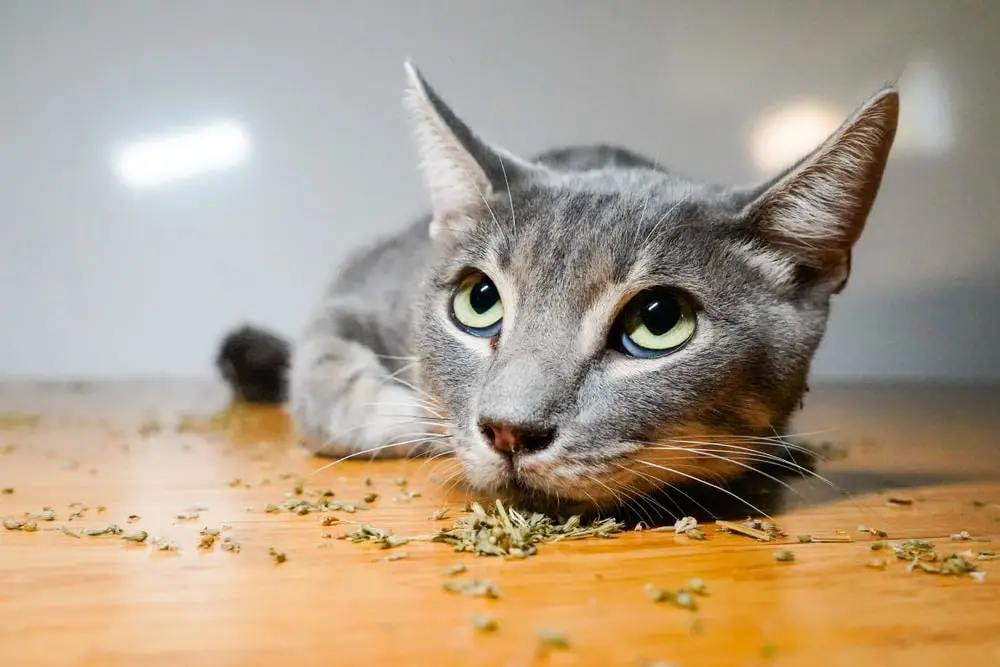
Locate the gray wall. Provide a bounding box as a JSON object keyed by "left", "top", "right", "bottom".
{"left": 1, "top": 1, "right": 997, "bottom": 381}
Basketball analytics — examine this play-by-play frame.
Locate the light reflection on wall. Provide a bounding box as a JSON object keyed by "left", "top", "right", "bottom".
{"left": 113, "top": 120, "right": 251, "bottom": 190}
{"left": 749, "top": 56, "right": 954, "bottom": 176}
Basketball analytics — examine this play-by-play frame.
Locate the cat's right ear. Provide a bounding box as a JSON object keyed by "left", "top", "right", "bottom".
{"left": 403, "top": 61, "right": 532, "bottom": 242}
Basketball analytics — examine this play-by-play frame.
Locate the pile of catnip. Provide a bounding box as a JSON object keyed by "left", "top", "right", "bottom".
{"left": 427, "top": 500, "right": 624, "bottom": 558}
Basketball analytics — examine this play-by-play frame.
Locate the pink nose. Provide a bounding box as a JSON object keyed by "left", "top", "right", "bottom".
{"left": 478, "top": 420, "right": 556, "bottom": 456}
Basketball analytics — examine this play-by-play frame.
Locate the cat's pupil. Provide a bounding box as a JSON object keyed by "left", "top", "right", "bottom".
{"left": 469, "top": 278, "right": 499, "bottom": 314}
{"left": 640, "top": 296, "right": 680, "bottom": 336}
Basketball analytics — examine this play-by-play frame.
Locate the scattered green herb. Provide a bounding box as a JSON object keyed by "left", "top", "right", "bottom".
{"left": 38, "top": 508, "right": 56, "bottom": 522}
{"left": 293, "top": 479, "right": 305, "bottom": 496}
{"left": 265, "top": 504, "right": 281, "bottom": 514}
{"left": 950, "top": 531, "right": 971, "bottom": 541}
{"left": 443, "top": 578, "right": 501, "bottom": 598}
{"left": 688, "top": 578, "right": 707, "bottom": 595}
{"left": 122, "top": 530, "right": 148, "bottom": 543}
{"left": 715, "top": 519, "right": 781, "bottom": 541}
{"left": 61, "top": 525, "right": 81, "bottom": 538}
{"left": 23, "top": 520, "right": 37, "bottom": 532}
{"left": 536, "top": 629, "right": 570, "bottom": 651}
{"left": 1, "top": 488, "right": 12, "bottom": 495}
{"left": 363, "top": 492, "right": 378, "bottom": 504}
{"left": 857, "top": 524, "right": 868, "bottom": 532}
{"left": 126, "top": 514, "right": 140, "bottom": 523}
{"left": 343, "top": 523, "right": 409, "bottom": 549}
{"left": 82, "top": 524, "right": 122, "bottom": 537}
{"left": 867, "top": 558, "right": 889, "bottom": 569}
{"left": 222, "top": 539, "right": 241, "bottom": 553}
{"left": 971, "top": 571, "right": 987, "bottom": 583}
{"left": 797, "top": 535, "right": 813, "bottom": 543}
{"left": 871, "top": 541, "right": 888, "bottom": 551}
{"left": 176, "top": 511, "right": 200, "bottom": 521}
{"left": 431, "top": 507, "right": 449, "bottom": 521}
{"left": 365, "top": 477, "right": 374, "bottom": 487}
{"left": 199, "top": 534, "right": 217, "bottom": 549}
{"left": 472, "top": 613, "right": 498, "bottom": 632}
{"left": 868, "top": 528, "right": 888, "bottom": 539}
{"left": 3, "top": 518, "right": 24, "bottom": 530}
{"left": 393, "top": 477, "right": 407, "bottom": 487}
{"left": 673, "top": 516, "right": 698, "bottom": 534}
{"left": 152, "top": 536, "right": 179, "bottom": 551}
{"left": 644, "top": 583, "right": 699, "bottom": 610}
{"left": 429, "top": 500, "right": 623, "bottom": 558}
{"left": 321, "top": 515, "right": 340, "bottom": 527}
{"left": 886, "top": 497, "right": 913, "bottom": 507}
{"left": 268, "top": 547, "right": 287, "bottom": 564}
{"left": 384, "top": 551, "right": 409, "bottom": 562}
{"left": 442, "top": 563, "right": 467, "bottom": 576}
{"left": 96, "top": 506, "right": 106, "bottom": 513}
{"left": 977, "top": 550, "right": 998, "bottom": 560}
{"left": 773, "top": 549, "right": 795, "bottom": 562}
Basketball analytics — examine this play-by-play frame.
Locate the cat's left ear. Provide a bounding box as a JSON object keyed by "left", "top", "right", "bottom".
{"left": 403, "top": 62, "right": 534, "bottom": 242}
{"left": 743, "top": 87, "right": 899, "bottom": 293}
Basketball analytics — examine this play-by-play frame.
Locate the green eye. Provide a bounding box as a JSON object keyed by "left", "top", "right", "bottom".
{"left": 451, "top": 272, "right": 504, "bottom": 337}
{"left": 615, "top": 289, "right": 696, "bottom": 358}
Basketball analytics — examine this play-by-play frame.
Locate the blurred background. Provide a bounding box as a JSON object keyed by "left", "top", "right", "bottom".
{"left": 0, "top": 0, "right": 996, "bottom": 382}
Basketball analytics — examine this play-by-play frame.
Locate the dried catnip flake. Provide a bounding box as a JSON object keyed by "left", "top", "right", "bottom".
{"left": 472, "top": 613, "right": 498, "bottom": 632}
{"left": 867, "top": 558, "right": 889, "bottom": 569}
{"left": 82, "top": 524, "right": 123, "bottom": 537}
{"left": 364, "top": 477, "right": 374, "bottom": 487}
{"left": 363, "top": 493, "right": 378, "bottom": 504}
{"left": 268, "top": 547, "right": 287, "bottom": 564}
{"left": 977, "top": 550, "right": 998, "bottom": 560}
{"left": 970, "top": 571, "right": 987, "bottom": 583}
{"left": 1, "top": 488, "right": 13, "bottom": 495}
{"left": 23, "top": 520, "right": 38, "bottom": 532}
{"left": 442, "top": 563, "right": 467, "bottom": 576}
{"left": 950, "top": 531, "right": 971, "bottom": 541}
{"left": 175, "top": 511, "right": 200, "bottom": 521}
{"left": 96, "top": 506, "right": 106, "bottom": 513}
{"left": 536, "top": 629, "right": 570, "bottom": 650}
{"left": 3, "top": 518, "right": 24, "bottom": 530}
{"left": 122, "top": 530, "right": 148, "bottom": 543}
{"left": 773, "top": 549, "right": 796, "bottom": 562}
{"left": 886, "top": 497, "right": 913, "bottom": 506}
{"left": 321, "top": 515, "right": 340, "bottom": 526}
{"left": 265, "top": 504, "right": 281, "bottom": 514}
{"left": 797, "top": 535, "right": 813, "bottom": 543}
{"left": 38, "top": 508, "right": 56, "bottom": 522}
{"left": 152, "top": 536, "right": 180, "bottom": 551}
{"left": 293, "top": 479, "right": 305, "bottom": 496}
{"left": 688, "top": 578, "right": 707, "bottom": 595}
{"left": 684, "top": 528, "right": 707, "bottom": 540}
{"left": 61, "top": 525, "right": 81, "bottom": 538}
{"left": 222, "top": 540, "right": 241, "bottom": 552}
{"left": 871, "top": 541, "right": 888, "bottom": 551}
{"left": 431, "top": 507, "right": 449, "bottom": 521}
{"left": 384, "top": 551, "right": 409, "bottom": 562}
{"left": 868, "top": 528, "right": 888, "bottom": 539}
{"left": 673, "top": 516, "right": 698, "bottom": 534}
{"left": 443, "top": 578, "right": 501, "bottom": 599}
{"left": 126, "top": 514, "right": 141, "bottom": 523}
{"left": 392, "top": 477, "right": 407, "bottom": 487}
{"left": 199, "top": 534, "right": 217, "bottom": 549}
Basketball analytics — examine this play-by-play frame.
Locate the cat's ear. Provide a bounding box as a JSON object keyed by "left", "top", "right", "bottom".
{"left": 743, "top": 87, "right": 899, "bottom": 293}
{"left": 403, "top": 61, "right": 532, "bottom": 241}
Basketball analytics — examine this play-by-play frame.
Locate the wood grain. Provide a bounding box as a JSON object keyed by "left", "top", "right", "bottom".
{"left": 1, "top": 381, "right": 998, "bottom": 667}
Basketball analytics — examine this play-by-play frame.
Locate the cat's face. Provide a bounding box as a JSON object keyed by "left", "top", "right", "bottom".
{"left": 404, "top": 63, "right": 898, "bottom": 510}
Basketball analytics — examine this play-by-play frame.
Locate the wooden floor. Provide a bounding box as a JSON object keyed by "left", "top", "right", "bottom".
{"left": 1, "top": 381, "right": 998, "bottom": 667}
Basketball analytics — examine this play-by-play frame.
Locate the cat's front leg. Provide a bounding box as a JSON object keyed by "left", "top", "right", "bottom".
{"left": 289, "top": 329, "right": 445, "bottom": 460}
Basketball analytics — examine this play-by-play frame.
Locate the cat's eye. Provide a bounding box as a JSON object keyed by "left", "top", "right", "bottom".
{"left": 451, "top": 271, "right": 503, "bottom": 337}
{"left": 612, "top": 289, "right": 696, "bottom": 358}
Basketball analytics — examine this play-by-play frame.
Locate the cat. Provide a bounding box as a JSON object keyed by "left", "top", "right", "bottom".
{"left": 217, "top": 61, "right": 899, "bottom": 514}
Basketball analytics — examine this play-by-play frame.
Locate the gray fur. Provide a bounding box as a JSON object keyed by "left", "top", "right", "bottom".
{"left": 284, "top": 63, "right": 899, "bottom": 511}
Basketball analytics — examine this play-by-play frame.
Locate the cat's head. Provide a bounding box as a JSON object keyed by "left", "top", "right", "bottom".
{"left": 405, "top": 62, "right": 898, "bottom": 511}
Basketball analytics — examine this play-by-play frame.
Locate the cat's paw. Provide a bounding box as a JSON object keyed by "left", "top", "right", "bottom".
{"left": 296, "top": 384, "right": 446, "bottom": 460}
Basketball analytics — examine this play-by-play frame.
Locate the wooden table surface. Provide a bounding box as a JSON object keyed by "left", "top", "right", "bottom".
{"left": 1, "top": 381, "right": 998, "bottom": 667}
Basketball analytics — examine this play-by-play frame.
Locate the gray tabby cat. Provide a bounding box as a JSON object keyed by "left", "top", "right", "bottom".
{"left": 218, "top": 62, "right": 899, "bottom": 512}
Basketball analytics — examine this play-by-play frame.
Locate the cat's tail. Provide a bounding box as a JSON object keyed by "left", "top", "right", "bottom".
{"left": 215, "top": 324, "right": 291, "bottom": 404}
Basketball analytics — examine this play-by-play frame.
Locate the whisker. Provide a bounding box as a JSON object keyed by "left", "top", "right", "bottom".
{"left": 498, "top": 153, "right": 517, "bottom": 236}
{"left": 635, "top": 459, "right": 773, "bottom": 519}
{"left": 309, "top": 433, "right": 451, "bottom": 476}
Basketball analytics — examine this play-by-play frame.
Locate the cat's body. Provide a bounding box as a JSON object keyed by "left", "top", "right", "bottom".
{"left": 219, "top": 63, "right": 899, "bottom": 514}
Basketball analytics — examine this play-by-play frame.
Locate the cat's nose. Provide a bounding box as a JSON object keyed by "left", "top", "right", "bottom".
{"left": 478, "top": 420, "right": 556, "bottom": 456}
